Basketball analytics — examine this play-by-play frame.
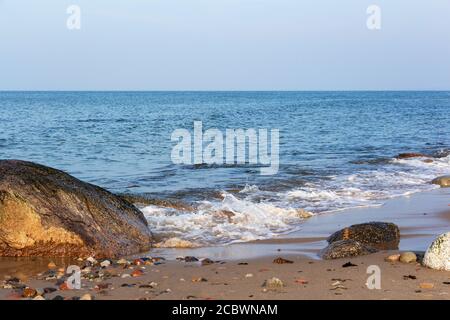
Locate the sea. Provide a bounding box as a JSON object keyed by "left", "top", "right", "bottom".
{"left": 1, "top": 91, "right": 449, "bottom": 247}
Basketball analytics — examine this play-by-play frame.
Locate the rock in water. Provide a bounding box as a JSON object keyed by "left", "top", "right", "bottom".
{"left": 395, "top": 153, "right": 429, "bottom": 159}
{"left": 327, "top": 222, "right": 400, "bottom": 250}
{"left": 320, "top": 239, "right": 378, "bottom": 260}
{"left": 0, "top": 160, "right": 152, "bottom": 258}
{"left": 422, "top": 232, "right": 450, "bottom": 271}
{"left": 431, "top": 176, "right": 450, "bottom": 188}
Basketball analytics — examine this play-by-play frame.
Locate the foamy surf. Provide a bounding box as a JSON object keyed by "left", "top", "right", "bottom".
{"left": 142, "top": 153, "right": 450, "bottom": 247}
{"left": 141, "top": 192, "right": 313, "bottom": 247}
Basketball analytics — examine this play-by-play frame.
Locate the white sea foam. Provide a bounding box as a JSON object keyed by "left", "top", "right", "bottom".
{"left": 142, "top": 192, "right": 312, "bottom": 247}
{"left": 143, "top": 154, "right": 450, "bottom": 246}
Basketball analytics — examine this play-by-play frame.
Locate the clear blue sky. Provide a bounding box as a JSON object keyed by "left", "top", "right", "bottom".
{"left": 0, "top": 0, "right": 449, "bottom": 90}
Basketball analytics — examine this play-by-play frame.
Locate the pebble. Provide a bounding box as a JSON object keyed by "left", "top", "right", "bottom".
{"left": 201, "top": 258, "right": 214, "bottom": 266}
{"left": 33, "top": 295, "right": 45, "bottom": 300}
{"left": 399, "top": 252, "right": 417, "bottom": 263}
{"left": 262, "top": 277, "right": 284, "bottom": 290}
{"left": 295, "top": 279, "right": 309, "bottom": 285}
{"left": 342, "top": 262, "right": 357, "bottom": 268}
{"left": 59, "top": 283, "right": 69, "bottom": 291}
{"left": 47, "top": 262, "right": 57, "bottom": 269}
{"left": 100, "top": 260, "right": 111, "bottom": 268}
{"left": 419, "top": 282, "right": 434, "bottom": 289}
{"left": 131, "top": 270, "right": 144, "bottom": 277}
{"left": 44, "top": 287, "right": 57, "bottom": 294}
{"left": 385, "top": 254, "right": 401, "bottom": 262}
{"left": 86, "top": 257, "right": 97, "bottom": 265}
{"left": 185, "top": 256, "right": 199, "bottom": 262}
{"left": 133, "top": 259, "right": 145, "bottom": 266}
{"left": 80, "top": 293, "right": 92, "bottom": 300}
{"left": 245, "top": 273, "right": 254, "bottom": 278}
{"left": 273, "top": 257, "right": 294, "bottom": 264}
{"left": 192, "top": 277, "right": 208, "bottom": 282}
{"left": 22, "top": 287, "right": 37, "bottom": 298}
{"left": 117, "top": 258, "right": 129, "bottom": 265}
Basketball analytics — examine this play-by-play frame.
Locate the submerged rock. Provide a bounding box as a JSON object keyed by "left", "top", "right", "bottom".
{"left": 396, "top": 153, "right": 429, "bottom": 159}
{"left": 320, "top": 239, "right": 378, "bottom": 260}
{"left": 422, "top": 232, "right": 450, "bottom": 271}
{"left": 327, "top": 222, "right": 400, "bottom": 250}
{"left": 118, "top": 194, "right": 195, "bottom": 211}
{"left": 431, "top": 176, "right": 450, "bottom": 188}
{"left": 0, "top": 160, "right": 152, "bottom": 258}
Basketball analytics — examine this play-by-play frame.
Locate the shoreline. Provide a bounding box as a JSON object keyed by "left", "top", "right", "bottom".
{"left": 149, "top": 188, "right": 450, "bottom": 261}
{"left": 1, "top": 187, "right": 449, "bottom": 300}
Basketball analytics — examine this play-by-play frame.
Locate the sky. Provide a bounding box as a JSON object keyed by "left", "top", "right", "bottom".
{"left": 0, "top": 0, "right": 449, "bottom": 90}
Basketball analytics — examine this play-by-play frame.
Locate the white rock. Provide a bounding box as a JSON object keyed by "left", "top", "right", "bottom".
{"left": 116, "top": 258, "right": 129, "bottom": 265}
{"left": 423, "top": 232, "right": 450, "bottom": 271}
{"left": 100, "top": 260, "right": 111, "bottom": 268}
{"left": 86, "top": 257, "right": 97, "bottom": 264}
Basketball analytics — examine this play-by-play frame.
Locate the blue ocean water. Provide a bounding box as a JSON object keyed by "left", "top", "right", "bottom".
{"left": 1, "top": 91, "right": 449, "bottom": 245}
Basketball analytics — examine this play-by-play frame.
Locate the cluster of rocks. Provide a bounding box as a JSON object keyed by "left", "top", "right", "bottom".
{"left": 1, "top": 255, "right": 166, "bottom": 300}
{"left": 320, "top": 222, "right": 400, "bottom": 259}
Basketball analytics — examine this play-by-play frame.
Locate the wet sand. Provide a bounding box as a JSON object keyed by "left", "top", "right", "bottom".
{"left": 0, "top": 188, "right": 449, "bottom": 300}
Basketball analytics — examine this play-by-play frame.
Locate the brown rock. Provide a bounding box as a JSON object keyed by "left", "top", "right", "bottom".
{"left": 0, "top": 160, "right": 152, "bottom": 258}
{"left": 385, "top": 254, "right": 400, "bottom": 262}
{"left": 273, "top": 257, "right": 294, "bottom": 264}
{"left": 419, "top": 282, "right": 434, "bottom": 289}
{"left": 431, "top": 176, "right": 450, "bottom": 188}
{"left": 396, "top": 153, "right": 429, "bottom": 159}
{"left": 22, "top": 287, "right": 37, "bottom": 298}
{"left": 131, "top": 270, "right": 144, "bottom": 277}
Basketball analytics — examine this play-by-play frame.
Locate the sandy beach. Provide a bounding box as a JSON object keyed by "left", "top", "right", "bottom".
{"left": 1, "top": 188, "right": 448, "bottom": 300}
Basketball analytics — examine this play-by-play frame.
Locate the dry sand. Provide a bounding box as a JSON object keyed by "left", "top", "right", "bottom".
{"left": 1, "top": 252, "right": 449, "bottom": 300}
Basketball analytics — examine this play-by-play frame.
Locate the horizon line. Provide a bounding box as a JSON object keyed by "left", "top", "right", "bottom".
{"left": 1, "top": 89, "right": 450, "bottom": 93}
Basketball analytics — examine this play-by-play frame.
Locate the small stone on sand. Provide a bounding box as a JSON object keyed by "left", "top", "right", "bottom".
{"left": 263, "top": 277, "right": 284, "bottom": 290}
{"left": 385, "top": 254, "right": 400, "bottom": 262}
{"left": 80, "top": 293, "right": 92, "bottom": 300}
{"left": 399, "top": 252, "right": 417, "bottom": 264}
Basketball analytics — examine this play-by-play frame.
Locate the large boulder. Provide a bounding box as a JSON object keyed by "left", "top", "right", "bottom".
{"left": 0, "top": 160, "right": 152, "bottom": 258}
{"left": 320, "top": 239, "right": 377, "bottom": 260}
{"left": 327, "top": 222, "right": 400, "bottom": 250}
{"left": 431, "top": 176, "right": 450, "bottom": 188}
{"left": 422, "top": 232, "right": 450, "bottom": 271}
